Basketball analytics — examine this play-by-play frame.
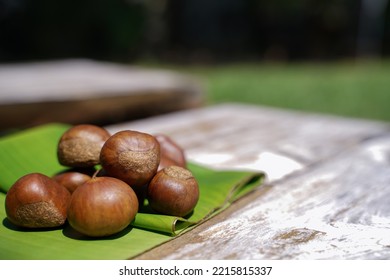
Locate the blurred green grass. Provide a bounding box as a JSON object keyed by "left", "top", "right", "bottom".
{"left": 171, "top": 60, "right": 390, "bottom": 122}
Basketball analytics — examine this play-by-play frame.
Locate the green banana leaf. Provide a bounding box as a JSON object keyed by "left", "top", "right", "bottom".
{"left": 0, "top": 124, "right": 265, "bottom": 259}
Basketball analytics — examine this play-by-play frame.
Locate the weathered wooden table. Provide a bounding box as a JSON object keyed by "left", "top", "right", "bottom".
{"left": 106, "top": 103, "right": 390, "bottom": 259}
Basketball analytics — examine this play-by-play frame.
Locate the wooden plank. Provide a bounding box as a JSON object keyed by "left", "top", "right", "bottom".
{"left": 107, "top": 103, "right": 389, "bottom": 181}
{"left": 0, "top": 59, "right": 204, "bottom": 130}
{"left": 105, "top": 104, "right": 390, "bottom": 259}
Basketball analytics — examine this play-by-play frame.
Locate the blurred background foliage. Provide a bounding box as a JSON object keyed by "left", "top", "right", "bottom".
{"left": 1, "top": 0, "right": 390, "bottom": 121}
{"left": 3, "top": 0, "right": 390, "bottom": 62}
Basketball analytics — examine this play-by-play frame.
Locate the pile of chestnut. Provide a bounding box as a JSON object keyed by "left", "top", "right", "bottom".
{"left": 5, "top": 124, "right": 199, "bottom": 237}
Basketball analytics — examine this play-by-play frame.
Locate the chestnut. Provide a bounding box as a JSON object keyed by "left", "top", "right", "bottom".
{"left": 52, "top": 171, "right": 92, "bottom": 194}
{"left": 67, "top": 176, "right": 139, "bottom": 237}
{"left": 100, "top": 130, "right": 160, "bottom": 188}
{"left": 147, "top": 166, "right": 199, "bottom": 217}
{"left": 5, "top": 173, "right": 71, "bottom": 228}
{"left": 57, "top": 124, "right": 111, "bottom": 168}
{"left": 155, "top": 134, "right": 187, "bottom": 171}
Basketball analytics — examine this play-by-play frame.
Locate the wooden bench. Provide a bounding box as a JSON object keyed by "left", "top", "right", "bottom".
{"left": 106, "top": 103, "right": 390, "bottom": 259}
{"left": 0, "top": 59, "right": 204, "bottom": 131}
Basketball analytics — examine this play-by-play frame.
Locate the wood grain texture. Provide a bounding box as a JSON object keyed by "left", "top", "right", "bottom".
{"left": 105, "top": 103, "right": 390, "bottom": 259}
{"left": 135, "top": 136, "right": 390, "bottom": 259}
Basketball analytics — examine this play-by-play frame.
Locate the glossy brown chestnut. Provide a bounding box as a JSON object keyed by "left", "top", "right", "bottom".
{"left": 155, "top": 134, "right": 187, "bottom": 171}
{"left": 57, "top": 124, "right": 111, "bottom": 168}
{"left": 100, "top": 130, "right": 160, "bottom": 188}
{"left": 67, "top": 176, "right": 139, "bottom": 237}
{"left": 147, "top": 166, "right": 199, "bottom": 217}
{"left": 53, "top": 171, "right": 92, "bottom": 194}
{"left": 5, "top": 173, "right": 71, "bottom": 228}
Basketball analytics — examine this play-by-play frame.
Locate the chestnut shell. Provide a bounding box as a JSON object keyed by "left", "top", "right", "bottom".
{"left": 100, "top": 130, "right": 160, "bottom": 188}
{"left": 155, "top": 134, "right": 186, "bottom": 171}
{"left": 57, "top": 124, "right": 111, "bottom": 168}
{"left": 5, "top": 173, "right": 71, "bottom": 228}
{"left": 147, "top": 166, "right": 199, "bottom": 217}
{"left": 53, "top": 171, "right": 92, "bottom": 194}
{"left": 67, "top": 176, "right": 139, "bottom": 237}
